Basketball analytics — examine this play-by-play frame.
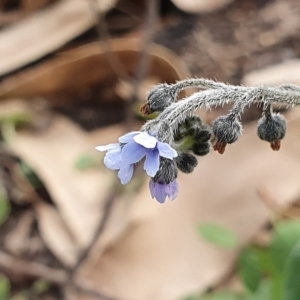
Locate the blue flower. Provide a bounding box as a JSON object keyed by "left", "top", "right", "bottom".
{"left": 95, "top": 143, "right": 134, "bottom": 184}
{"left": 95, "top": 131, "right": 177, "bottom": 185}
{"left": 149, "top": 180, "right": 179, "bottom": 203}
{"left": 120, "top": 131, "right": 177, "bottom": 177}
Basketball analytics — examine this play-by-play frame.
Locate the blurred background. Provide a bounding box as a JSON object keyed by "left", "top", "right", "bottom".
{"left": 0, "top": 0, "right": 300, "bottom": 299}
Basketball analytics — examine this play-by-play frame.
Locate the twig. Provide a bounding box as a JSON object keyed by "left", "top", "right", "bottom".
{"left": 68, "top": 181, "right": 122, "bottom": 279}
{"left": 88, "top": 0, "right": 130, "bottom": 81}
{"left": 125, "top": 0, "right": 160, "bottom": 130}
{"left": 0, "top": 250, "right": 121, "bottom": 300}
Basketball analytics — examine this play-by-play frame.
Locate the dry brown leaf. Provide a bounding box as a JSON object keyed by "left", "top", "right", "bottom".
{"left": 80, "top": 116, "right": 300, "bottom": 300}
{"left": 35, "top": 202, "right": 79, "bottom": 266}
{"left": 0, "top": 39, "right": 191, "bottom": 103}
{"left": 0, "top": 0, "right": 117, "bottom": 76}
{"left": 7, "top": 113, "right": 116, "bottom": 252}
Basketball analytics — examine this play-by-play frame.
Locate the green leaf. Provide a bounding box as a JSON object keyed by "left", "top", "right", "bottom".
{"left": 283, "top": 238, "right": 300, "bottom": 300}
{"left": 74, "top": 154, "right": 99, "bottom": 171}
{"left": 31, "top": 279, "right": 50, "bottom": 295}
{"left": 270, "top": 271, "right": 283, "bottom": 300}
{"left": 0, "top": 276, "right": 10, "bottom": 299}
{"left": 270, "top": 220, "right": 300, "bottom": 273}
{"left": 238, "top": 248, "right": 261, "bottom": 292}
{"left": 0, "top": 185, "right": 10, "bottom": 225}
{"left": 18, "top": 162, "right": 42, "bottom": 189}
{"left": 252, "top": 247, "right": 273, "bottom": 275}
{"left": 197, "top": 223, "right": 238, "bottom": 248}
{"left": 243, "top": 280, "right": 270, "bottom": 300}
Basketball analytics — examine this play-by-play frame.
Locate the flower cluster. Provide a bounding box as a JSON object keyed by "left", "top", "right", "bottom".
{"left": 96, "top": 78, "right": 299, "bottom": 203}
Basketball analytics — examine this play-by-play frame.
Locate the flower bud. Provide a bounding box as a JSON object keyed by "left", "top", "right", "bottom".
{"left": 152, "top": 157, "right": 178, "bottom": 184}
{"left": 212, "top": 115, "right": 242, "bottom": 154}
{"left": 257, "top": 113, "right": 286, "bottom": 151}
{"left": 192, "top": 142, "right": 210, "bottom": 156}
{"left": 194, "top": 126, "right": 211, "bottom": 143}
{"left": 185, "top": 116, "right": 202, "bottom": 136}
{"left": 175, "top": 153, "right": 198, "bottom": 173}
{"left": 141, "top": 84, "right": 175, "bottom": 115}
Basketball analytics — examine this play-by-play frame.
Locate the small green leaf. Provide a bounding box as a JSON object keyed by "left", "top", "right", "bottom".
{"left": 0, "top": 185, "right": 10, "bottom": 225}
{"left": 270, "top": 220, "right": 300, "bottom": 273}
{"left": 31, "top": 279, "right": 49, "bottom": 295}
{"left": 270, "top": 271, "right": 283, "bottom": 300}
{"left": 243, "top": 280, "right": 270, "bottom": 300}
{"left": 238, "top": 248, "right": 261, "bottom": 292}
{"left": 252, "top": 247, "right": 273, "bottom": 275}
{"left": 0, "top": 275, "right": 10, "bottom": 299}
{"left": 283, "top": 238, "right": 300, "bottom": 300}
{"left": 197, "top": 223, "right": 238, "bottom": 248}
{"left": 74, "top": 154, "right": 99, "bottom": 170}
{"left": 19, "top": 162, "right": 42, "bottom": 189}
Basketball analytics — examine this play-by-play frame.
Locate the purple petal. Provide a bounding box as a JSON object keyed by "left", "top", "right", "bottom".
{"left": 103, "top": 148, "right": 122, "bottom": 170}
{"left": 165, "top": 180, "right": 179, "bottom": 201}
{"left": 95, "top": 143, "right": 120, "bottom": 152}
{"left": 149, "top": 181, "right": 167, "bottom": 204}
{"left": 133, "top": 132, "right": 157, "bottom": 149}
{"left": 118, "top": 131, "right": 140, "bottom": 143}
{"left": 118, "top": 164, "right": 134, "bottom": 184}
{"left": 121, "top": 142, "right": 147, "bottom": 164}
{"left": 156, "top": 142, "right": 177, "bottom": 159}
{"left": 144, "top": 149, "right": 159, "bottom": 177}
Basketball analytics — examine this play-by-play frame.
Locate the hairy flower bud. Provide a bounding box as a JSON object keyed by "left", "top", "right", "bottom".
{"left": 175, "top": 153, "right": 198, "bottom": 173}
{"left": 152, "top": 157, "right": 178, "bottom": 184}
{"left": 192, "top": 142, "right": 210, "bottom": 156}
{"left": 194, "top": 126, "right": 211, "bottom": 143}
{"left": 141, "top": 84, "right": 176, "bottom": 115}
{"left": 212, "top": 115, "right": 242, "bottom": 154}
{"left": 257, "top": 113, "right": 286, "bottom": 151}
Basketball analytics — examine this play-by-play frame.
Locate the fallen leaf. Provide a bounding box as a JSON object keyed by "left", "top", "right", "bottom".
{"left": 35, "top": 202, "right": 79, "bottom": 266}
{"left": 7, "top": 113, "right": 116, "bottom": 251}
{"left": 0, "top": 39, "right": 192, "bottom": 103}
{"left": 0, "top": 0, "right": 117, "bottom": 76}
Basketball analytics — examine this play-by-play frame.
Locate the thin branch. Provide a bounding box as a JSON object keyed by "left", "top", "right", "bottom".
{"left": 88, "top": 0, "right": 130, "bottom": 81}
{"left": 0, "top": 250, "right": 121, "bottom": 300}
{"left": 125, "top": 0, "right": 160, "bottom": 130}
{"left": 68, "top": 181, "right": 122, "bottom": 279}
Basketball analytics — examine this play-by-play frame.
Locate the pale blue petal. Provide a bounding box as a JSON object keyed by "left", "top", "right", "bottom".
{"left": 121, "top": 142, "right": 147, "bottom": 164}
{"left": 95, "top": 143, "right": 120, "bottom": 152}
{"left": 149, "top": 181, "right": 167, "bottom": 204}
{"left": 133, "top": 132, "right": 157, "bottom": 149}
{"left": 156, "top": 142, "right": 177, "bottom": 159}
{"left": 144, "top": 149, "right": 159, "bottom": 177}
{"left": 103, "top": 148, "right": 122, "bottom": 170}
{"left": 118, "top": 131, "right": 141, "bottom": 143}
{"left": 118, "top": 164, "right": 134, "bottom": 184}
{"left": 166, "top": 180, "right": 179, "bottom": 201}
